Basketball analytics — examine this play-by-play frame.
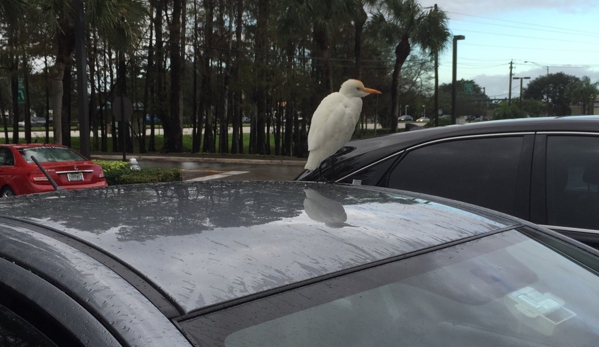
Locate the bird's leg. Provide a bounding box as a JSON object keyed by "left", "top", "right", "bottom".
{"left": 330, "top": 156, "right": 336, "bottom": 183}
{"left": 317, "top": 161, "right": 326, "bottom": 183}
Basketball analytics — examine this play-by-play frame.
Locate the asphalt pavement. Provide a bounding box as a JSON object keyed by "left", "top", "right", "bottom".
{"left": 91, "top": 153, "right": 306, "bottom": 181}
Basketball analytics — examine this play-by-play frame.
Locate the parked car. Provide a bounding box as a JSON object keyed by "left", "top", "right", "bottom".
{"left": 17, "top": 117, "right": 47, "bottom": 127}
{"left": 0, "top": 144, "right": 107, "bottom": 197}
{"left": 415, "top": 116, "right": 430, "bottom": 123}
{"left": 398, "top": 115, "right": 413, "bottom": 121}
{"left": 297, "top": 116, "right": 599, "bottom": 248}
{"left": 146, "top": 115, "right": 161, "bottom": 124}
{"left": 1, "top": 180, "right": 599, "bottom": 346}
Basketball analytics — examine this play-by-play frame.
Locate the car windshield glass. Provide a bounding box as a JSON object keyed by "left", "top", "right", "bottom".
{"left": 18, "top": 147, "right": 85, "bottom": 163}
{"left": 183, "top": 229, "right": 599, "bottom": 347}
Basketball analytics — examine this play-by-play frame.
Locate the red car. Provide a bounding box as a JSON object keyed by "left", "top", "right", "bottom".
{"left": 0, "top": 144, "right": 107, "bottom": 197}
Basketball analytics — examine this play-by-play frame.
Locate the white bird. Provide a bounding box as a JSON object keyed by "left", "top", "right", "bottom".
{"left": 305, "top": 79, "right": 381, "bottom": 172}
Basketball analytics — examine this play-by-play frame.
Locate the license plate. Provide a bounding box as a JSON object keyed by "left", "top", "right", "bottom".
{"left": 67, "top": 172, "right": 84, "bottom": 182}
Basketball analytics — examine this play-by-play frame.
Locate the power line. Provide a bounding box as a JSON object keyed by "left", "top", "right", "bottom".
{"left": 458, "top": 42, "right": 599, "bottom": 54}
{"left": 452, "top": 29, "right": 599, "bottom": 47}
{"left": 447, "top": 11, "right": 599, "bottom": 37}
{"left": 451, "top": 17, "right": 599, "bottom": 39}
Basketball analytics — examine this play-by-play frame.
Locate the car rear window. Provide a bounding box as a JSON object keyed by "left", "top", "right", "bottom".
{"left": 181, "top": 229, "right": 599, "bottom": 347}
{"left": 18, "top": 147, "right": 86, "bottom": 163}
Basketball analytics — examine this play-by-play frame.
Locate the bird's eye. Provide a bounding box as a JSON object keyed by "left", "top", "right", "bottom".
{"left": 356, "top": 87, "right": 360, "bottom": 90}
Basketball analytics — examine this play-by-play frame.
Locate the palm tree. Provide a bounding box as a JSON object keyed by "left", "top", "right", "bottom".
{"left": 0, "top": 0, "right": 26, "bottom": 25}
{"left": 37, "top": 0, "right": 145, "bottom": 144}
{"left": 369, "top": 0, "right": 449, "bottom": 132}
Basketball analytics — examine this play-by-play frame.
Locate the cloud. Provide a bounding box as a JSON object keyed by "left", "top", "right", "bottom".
{"left": 472, "top": 65, "right": 599, "bottom": 99}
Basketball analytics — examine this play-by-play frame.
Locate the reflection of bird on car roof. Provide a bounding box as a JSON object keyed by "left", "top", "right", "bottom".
{"left": 303, "top": 189, "right": 353, "bottom": 228}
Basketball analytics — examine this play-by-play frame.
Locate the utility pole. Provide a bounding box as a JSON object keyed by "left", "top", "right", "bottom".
{"left": 451, "top": 35, "right": 465, "bottom": 124}
{"left": 513, "top": 76, "right": 530, "bottom": 107}
{"left": 74, "top": 0, "right": 90, "bottom": 158}
{"left": 508, "top": 60, "right": 513, "bottom": 106}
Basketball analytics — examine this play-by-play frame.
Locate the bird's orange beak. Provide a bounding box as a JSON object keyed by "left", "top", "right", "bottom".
{"left": 364, "top": 88, "right": 382, "bottom": 94}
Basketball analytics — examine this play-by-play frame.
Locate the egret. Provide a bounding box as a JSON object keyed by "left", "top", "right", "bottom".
{"left": 305, "top": 79, "right": 381, "bottom": 173}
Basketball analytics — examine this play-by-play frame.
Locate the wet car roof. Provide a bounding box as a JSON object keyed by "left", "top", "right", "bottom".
{"left": 0, "top": 181, "right": 519, "bottom": 313}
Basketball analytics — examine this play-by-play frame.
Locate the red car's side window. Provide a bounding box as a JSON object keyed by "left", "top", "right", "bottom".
{"left": 0, "top": 149, "right": 14, "bottom": 166}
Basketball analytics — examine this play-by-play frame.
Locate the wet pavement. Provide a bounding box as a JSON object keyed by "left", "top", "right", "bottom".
{"left": 138, "top": 160, "right": 304, "bottom": 181}
{"left": 92, "top": 154, "right": 306, "bottom": 182}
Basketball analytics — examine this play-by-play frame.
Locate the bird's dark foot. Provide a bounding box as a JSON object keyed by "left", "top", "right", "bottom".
{"left": 316, "top": 162, "right": 334, "bottom": 184}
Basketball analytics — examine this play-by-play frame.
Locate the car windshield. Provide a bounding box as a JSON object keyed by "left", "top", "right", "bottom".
{"left": 18, "top": 147, "right": 86, "bottom": 163}
{"left": 183, "top": 229, "right": 599, "bottom": 347}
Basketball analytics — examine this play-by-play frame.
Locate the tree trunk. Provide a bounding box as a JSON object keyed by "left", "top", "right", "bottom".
{"left": 231, "top": 0, "right": 243, "bottom": 154}
{"left": 164, "top": 0, "right": 184, "bottom": 152}
{"left": 89, "top": 31, "right": 98, "bottom": 150}
{"left": 62, "top": 64, "right": 72, "bottom": 147}
{"left": 353, "top": 7, "right": 367, "bottom": 80}
{"left": 202, "top": 0, "right": 215, "bottom": 152}
{"left": 390, "top": 37, "right": 411, "bottom": 133}
{"left": 52, "top": 22, "right": 75, "bottom": 144}
{"left": 253, "top": 0, "right": 269, "bottom": 154}
{"left": 0, "top": 80, "right": 8, "bottom": 143}
{"left": 313, "top": 26, "right": 332, "bottom": 93}
{"left": 10, "top": 74, "right": 18, "bottom": 144}
{"left": 191, "top": 0, "right": 201, "bottom": 153}
{"left": 23, "top": 54, "right": 31, "bottom": 143}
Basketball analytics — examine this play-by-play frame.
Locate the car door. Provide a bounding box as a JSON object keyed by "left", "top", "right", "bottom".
{"left": 382, "top": 134, "right": 534, "bottom": 220}
{"left": 531, "top": 133, "right": 599, "bottom": 248}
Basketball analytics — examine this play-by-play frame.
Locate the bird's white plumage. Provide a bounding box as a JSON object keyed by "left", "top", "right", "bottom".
{"left": 305, "top": 79, "right": 380, "bottom": 171}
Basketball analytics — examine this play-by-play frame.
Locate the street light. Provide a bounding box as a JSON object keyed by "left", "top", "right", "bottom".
{"left": 513, "top": 76, "right": 531, "bottom": 107}
{"left": 524, "top": 61, "right": 549, "bottom": 75}
{"left": 451, "top": 35, "right": 465, "bottom": 124}
{"left": 405, "top": 104, "right": 409, "bottom": 116}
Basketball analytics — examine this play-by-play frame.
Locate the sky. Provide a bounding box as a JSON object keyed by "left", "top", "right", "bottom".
{"left": 418, "top": 0, "right": 599, "bottom": 100}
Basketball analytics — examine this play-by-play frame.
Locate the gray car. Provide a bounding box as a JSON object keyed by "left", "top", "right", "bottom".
{"left": 1, "top": 181, "right": 599, "bottom": 346}
{"left": 17, "top": 117, "right": 47, "bottom": 127}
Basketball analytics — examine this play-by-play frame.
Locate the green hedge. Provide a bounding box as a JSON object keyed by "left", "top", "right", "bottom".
{"left": 93, "top": 160, "right": 129, "bottom": 173}
{"left": 94, "top": 160, "right": 182, "bottom": 186}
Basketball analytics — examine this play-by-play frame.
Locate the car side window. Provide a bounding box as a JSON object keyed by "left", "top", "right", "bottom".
{"left": 0, "top": 304, "right": 57, "bottom": 347}
{"left": 338, "top": 155, "right": 399, "bottom": 185}
{"left": 387, "top": 136, "right": 524, "bottom": 215}
{"left": 0, "top": 149, "right": 14, "bottom": 166}
{"left": 546, "top": 136, "right": 599, "bottom": 230}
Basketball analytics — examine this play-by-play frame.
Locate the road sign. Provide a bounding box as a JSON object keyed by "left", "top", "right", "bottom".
{"left": 17, "top": 77, "right": 25, "bottom": 104}
{"left": 464, "top": 82, "right": 474, "bottom": 95}
{"left": 112, "top": 96, "right": 133, "bottom": 122}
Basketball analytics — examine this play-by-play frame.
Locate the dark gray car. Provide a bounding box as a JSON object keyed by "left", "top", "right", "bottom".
{"left": 1, "top": 181, "right": 599, "bottom": 346}
{"left": 297, "top": 116, "right": 599, "bottom": 248}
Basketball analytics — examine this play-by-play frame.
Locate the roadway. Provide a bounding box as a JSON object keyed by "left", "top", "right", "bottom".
{"left": 92, "top": 154, "right": 306, "bottom": 182}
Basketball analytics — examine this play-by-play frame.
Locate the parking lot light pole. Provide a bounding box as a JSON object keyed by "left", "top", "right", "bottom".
{"left": 524, "top": 61, "right": 549, "bottom": 75}
{"left": 451, "top": 35, "right": 465, "bottom": 124}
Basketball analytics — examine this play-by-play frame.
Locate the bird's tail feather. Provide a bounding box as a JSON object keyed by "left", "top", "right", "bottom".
{"left": 304, "top": 155, "right": 321, "bottom": 171}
